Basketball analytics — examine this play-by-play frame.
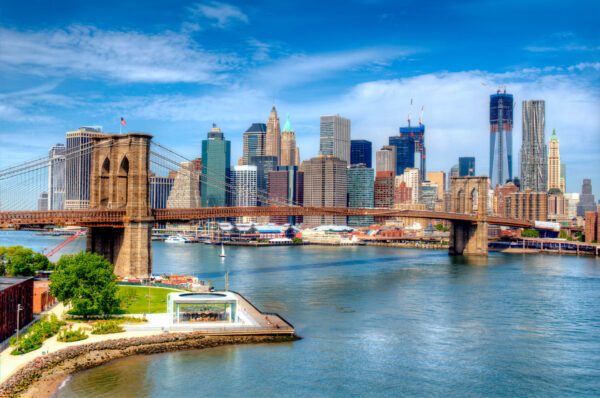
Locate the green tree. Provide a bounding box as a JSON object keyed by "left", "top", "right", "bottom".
{"left": 50, "top": 252, "right": 121, "bottom": 317}
{"left": 558, "top": 230, "right": 568, "bottom": 239}
{"left": 521, "top": 229, "right": 539, "bottom": 238}
{"left": 0, "top": 246, "right": 51, "bottom": 276}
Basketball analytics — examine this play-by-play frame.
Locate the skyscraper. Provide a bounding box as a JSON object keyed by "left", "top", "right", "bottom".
{"left": 376, "top": 146, "right": 396, "bottom": 173}
{"left": 201, "top": 124, "right": 231, "bottom": 207}
{"left": 548, "top": 129, "right": 562, "bottom": 192}
{"left": 347, "top": 165, "right": 374, "bottom": 227}
{"left": 242, "top": 123, "right": 266, "bottom": 165}
{"left": 265, "top": 105, "right": 281, "bottom": 164}
{"left": 302, "top": 155, "right": 347, "bottom": 227}
{"left": 374, "top": 171, "right": 394, "bottom": 223}
{"left": 166, "top": 162, "right": 201, "bottom": 208}
{"left": 150, "top": 176, "right": 174, "bottom": 208}
{"left": 396, "top": 168, "right": 421, "bottom": 204}
{"left": 319, "top": 115, "right": 351, "bottom": 164}
{"left": 489, "top": 89, "right": 514, "bottom": 188}
{"left": 577, "top": 179, "right": 596, "bottom": 217}
{"left": 521, "top": 100, "right": 547, "bottom": 192}
{"left": 421, "top": 182, "right": 438, "bottom": 210}
{"left": 350, "top": 140, "right": 372, "bottom": 168}
{"left": 427, "top": 171, "right": 446, "bottom": 200}
{"left": 65, "top": 126, "right": 105, "bottom": 210}
{"left": 459, "top": 157, "right": 475, "bottom": 177}
{"left": 268, "top": 166, "right": 304, "bottom": 225}
{"left": 280, "top": 114, "right": 299, "bottom": 167}
{"left": 389, "top": 134, "right": 414, "bottom": 177}
{"left": 249, "top": 155, "right": 278, "bottom": 205}
{"left": 48, "top": 143, "right": 66, "bottom": 210}
{"left": 231, "top": 166, "right": 257, "bottom": 207}
{"left": 37, "top": 191, "right": 48, "bottom": 211}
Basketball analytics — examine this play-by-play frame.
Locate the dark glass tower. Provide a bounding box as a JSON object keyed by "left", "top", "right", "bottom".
{"left": 459, "top": 157, "right": 475, "bottom": 176}
{"left": 389, "top": 124, "right": 425, "bottom": 179}
{"left": 201, "top": 124, "right": 231, "bottom": 207}
{"left": 350, "top": 140, "right": 372, "bottom": 168}
{"left": 489, "top": 90, "right": 513, "bottom": 187}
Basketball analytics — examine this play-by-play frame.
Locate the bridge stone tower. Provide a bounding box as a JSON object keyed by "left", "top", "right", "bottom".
{"left": 449, "top": 176, "right": 489, "bottom": 255}
{"left": 87, "top": 133, "right": 153, "bottom": 278}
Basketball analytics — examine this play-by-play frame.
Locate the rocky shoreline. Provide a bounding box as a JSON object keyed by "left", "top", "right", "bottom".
{"left": 0, "top": 333, "right": 299, "bottom": 398}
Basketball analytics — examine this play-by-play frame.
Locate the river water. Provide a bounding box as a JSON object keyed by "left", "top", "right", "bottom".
{"left": 1, "top": 231, "right": 600, "bottom": 396}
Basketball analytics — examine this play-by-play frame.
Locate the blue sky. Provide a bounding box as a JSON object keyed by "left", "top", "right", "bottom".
{"left": 0, "top": 0, "right": 599, "bottom": 197}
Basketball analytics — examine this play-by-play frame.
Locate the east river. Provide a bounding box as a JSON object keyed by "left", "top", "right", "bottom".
{"left": 1, "top": 231, "right": 600, "bottom": 396}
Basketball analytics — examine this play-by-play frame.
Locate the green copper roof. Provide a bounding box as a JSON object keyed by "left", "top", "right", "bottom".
{"left": 283, "top": 113, "right": 293, "bottom": 132}
{"left": 550, "top": 128, "right": 558, "bottom": 142}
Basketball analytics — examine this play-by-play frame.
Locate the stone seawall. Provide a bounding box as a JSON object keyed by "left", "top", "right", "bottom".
{"left": 0, "top": 333, "right": 298, "bottom": 398}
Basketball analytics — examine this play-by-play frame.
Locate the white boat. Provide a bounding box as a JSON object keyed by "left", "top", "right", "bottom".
{"left": 219, "top": 243, "right": 227, "bottom": 257}
{"left": 165, "top": 235, "right": 191, "bottom": 244}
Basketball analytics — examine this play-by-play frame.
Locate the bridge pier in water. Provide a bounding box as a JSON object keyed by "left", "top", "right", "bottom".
{"left": 88, "top": 133, "right": 153, "bottom": 279}
{"left": 448, "top": 177, "right": 489, "bottom": 256}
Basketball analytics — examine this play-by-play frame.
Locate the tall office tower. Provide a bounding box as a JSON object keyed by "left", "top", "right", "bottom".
{"left": 394, "top": 181, "right": 412, "bottom": 205}
{"left": 302, "top": 155, "right": 347, "bottom": 227}
{"left": 231, "top": 166, "right": 257, "bottom": 207}
{"left": 319, "top": 115, "right": 351, "bottom": 164}
{"left": 459, "top": 157, "right": 475, "bottom": 177}
{"left": 268, "top": 166, "right": 304, "bottom": 225}
{"left": 427, "top": 171, "right": 446, "bottom": 200}
{"left": 350, "top": 140, "right": 372, "bottom": 168}
{"left": 37, "top": 191, "right": 48, "bottom": 211}
{"left": 347, "top": 164, "right": 374, "bottom": 227}
{"left": 421, "top": 182, "right": 438, "bottom": 210}
{"left": 521, "top": 100, "right": 547, "bottom": 192}
{"left": 376, "top": 145, "right": 396, "bottom": 173}
{"left": 564, "top": 193, "right": 580, "bottom": 218}
{"left": 396, "top": 168, "right": 421, "bottom": 204}
{"left": 65, "top": 126, "right": 105, "bottom": 209}
{"left": 265, "top": 105, "right": 281, "bottom": 164}
{"left": 374, "top": 171, "right": 394, "bottom": 223}
{"left": 495, "top": 182, "right": 519, "bottom": 217}
{"left": 560, "top": 164, "right": 566, "bottom": 193}
{"left": 242, "top": 123, "right": 266, "bottom": 165}
{"left": 489, "top": 89, "right": 514, "bottom": 188}
{"left": 548, "top": 129, "right": 562, "bottom": 192}
{"left": 48, "top": 143, "right": 66, "bottom": 210}
{"left": 249, "top": 155, "right": 278, "bottom": 205}
{"left": 166, "top": 162, "right": 201, "bottom": 208}
{"left": 392, "top": 122, "right": 426, "bottom": 180}
{"left": 505, "top": 190, "right": 548, "bottom": 221}
{"left": 201, "top": 124, "right": 231, "bottom": 207}
{"left": 577, "top": 179, "right": 596, "bottom": 217}
{"left": 150, "top": 176, "right": 174, "bottom": 208}
{"left": 280, "top": 115, "right": 299, "bottom": 167}
{"left": 449, "top": 164, "right": 459, "bottom": 178}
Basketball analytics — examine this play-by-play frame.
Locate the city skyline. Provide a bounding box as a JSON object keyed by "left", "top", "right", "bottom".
{"left": 0, "top": 1, "right": 599, "bottom": 197}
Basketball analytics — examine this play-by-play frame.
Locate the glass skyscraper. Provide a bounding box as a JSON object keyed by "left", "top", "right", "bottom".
{"left": 347, "top": 165, "right": 374, "bottom": 227}
{"left": 520, "top": 100, "right": 547, "bottom": 192}
{"left": 389, "top": 134, "right": 415, "bottom": 176}
{"left": 249, "top": 155, "right": 278, "bottom": 205}
{"left": 350, "top": 140, "right": 372, "bottom": 168}
{"left": 489, "top": 90, "right": 513, "bottom": 188}
{"left": 459, "top": 157, "right": 475, "bottom": 177}
{"left": 201, "top": 124, "right": 231, "bottom": 207}
{"left": 242, "top": 123, "right": 266, "bottom": 165}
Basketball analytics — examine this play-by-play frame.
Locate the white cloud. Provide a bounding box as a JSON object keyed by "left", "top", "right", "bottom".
{"left": 188, "top": 1, "right": 248, "bottom": 28}
{"left": 0, "top": 25, "right": 234, "bottom": 83}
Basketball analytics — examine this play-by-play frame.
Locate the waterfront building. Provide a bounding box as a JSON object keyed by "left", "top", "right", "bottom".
{"left": 167, "top": 291, "right": 239, "bottom": 324}
{"left": 427, "top": 171, "right": 446, "bottom": 200}
{"left": 376, "top": 145, "right": 396, "bottom": 173}
{"left": 242, "top": 123, "right": 266, "bottom": 165}
{"left": 421, "top": 182, "right": 438, "bottom": 210}
{"left": 37, "top": 191, "right": 48, "bottom": 211}
{"left": 584, "top": 205, "right": 600, "bottom": 243}
{"left": 350, "top": 140, "right": 372, "bottom": 168}
{"left": 167, "top": 162, "right": 201, "bottom": 208}
{"left": 489, "top": 89, "right": 514, "bottom": 188}
{"left": 280, "top": 115, "right": 299, "bottom": 167}
{"left": 48, "top": 143, "right": 66, "bottom": 210}
{"left": 520, "top": 100, "right": 547, "bottom": 192}
{"left": 150, "top": 176, "right": 174, "bottom": 208}
{"left": 302, "top": 155, "right": 347, "bottom": 227}
{"left": 265, "top": 105, "right": 281, "bottom": 164}
{"left": 459, "top": 157, "right": 475, "bottom": 177}
{"left": 394, "top": 180, "right": 412, "bottom": 205}
{"left": 268, "top": 166, "right": 304, "bottom": 225}
{"left": 564, "top": 193, "right": 580, "bottom": 219}
{"left": 65, "top": 126, "right": 105, "bottom": 209}
{"left": 201, "top": 124, "right": 231, "bottom": 207}
{"left": 320, "top": 114, "right": 351, "bottom": 164}
{"left": 0, "top": 277, "right": 33, "bottom": 343}
{"left": 249, "top": 155, "right": 278, "bottom": 205}
{"left": 577, "top": 179, "right": 597, "bottom": 217}
{"left": 346, "top": 164, "right": 375, "bottom": 227}
{"left": 396, "top": 168, "right": 421, "bottom": 204}
{"left": 548, "top": 129, "right": 562, "bottom": 192}
{"left": 504, "top": 190, "right": 548, "bottom": 221}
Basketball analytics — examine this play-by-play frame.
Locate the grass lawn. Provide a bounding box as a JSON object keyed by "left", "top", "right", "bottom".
{"left": 118, "top": 285, "right": 181, "bottom": 314}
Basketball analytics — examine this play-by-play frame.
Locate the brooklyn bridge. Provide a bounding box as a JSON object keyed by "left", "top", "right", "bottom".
{"left": 0, "top": 133, "right": 532, "bottom": 278}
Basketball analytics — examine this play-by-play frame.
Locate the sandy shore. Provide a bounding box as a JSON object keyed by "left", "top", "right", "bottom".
{"left": 0, "top": 333, "right": 298, "bottom": 398}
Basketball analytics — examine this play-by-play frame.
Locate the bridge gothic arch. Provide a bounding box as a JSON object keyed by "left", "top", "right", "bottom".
{"left": 100, "top": 157, "right": 110, "bottom": 206}
{"left": 449, "top": 176, "right": 489, "bottom": 256}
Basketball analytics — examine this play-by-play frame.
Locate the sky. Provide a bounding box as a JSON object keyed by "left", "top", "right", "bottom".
{"left": 0, "top": 0, "right": 599, "bottom": 198}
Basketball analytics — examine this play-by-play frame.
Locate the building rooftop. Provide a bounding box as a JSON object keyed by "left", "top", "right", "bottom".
{"left": 0, "top": 277, "right": 33, "bottom": 292}
{"left": 168, "top": 291, "right": 238, "bottom": 302}
{"left": 245, "top": 123, "right": 267, "bottom": 133}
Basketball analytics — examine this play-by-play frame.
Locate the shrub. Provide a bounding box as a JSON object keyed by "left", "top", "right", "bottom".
{"left": 57, "top": 327, "right": 88, "bottom": 342}
{"left": 10, "top": 314, "right": 66, "bottom": 355}
{"left": 91, "top": 321, "right": 125, "bottom": 334}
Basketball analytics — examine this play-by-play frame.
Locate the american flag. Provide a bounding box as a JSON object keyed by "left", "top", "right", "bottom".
{"left": 120, "top": 117, "right": 127, "bottom": 126}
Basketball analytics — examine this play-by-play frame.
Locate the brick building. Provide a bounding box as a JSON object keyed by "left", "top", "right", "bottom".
{"left": 0, "top": 277, "right": 33, "bottom": 343}
{"left": 374, "top": 171, "right": 394, "bottom": 223}
{"left": 584, "top": 205, "right": 600, "bottom": 243}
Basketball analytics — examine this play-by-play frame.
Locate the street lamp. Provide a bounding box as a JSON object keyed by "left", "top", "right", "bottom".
{"left": 16, "top": 304, "right": 23, "bottom": 351}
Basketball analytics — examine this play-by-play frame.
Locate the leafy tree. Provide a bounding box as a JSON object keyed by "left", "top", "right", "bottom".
{"left": 50, "top": 252, "right": 121, "bottom": 318}
{"left": 521, "top": 229, "right": 539, "bottom": 238}
{"left": 558, "top": 230, "right": 568, "bottom": 239}
{"left": 0, "top": 246, "right": 50, "bottom": 276}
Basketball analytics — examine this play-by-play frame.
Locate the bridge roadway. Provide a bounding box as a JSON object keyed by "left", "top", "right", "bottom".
{"left": 0, "top": 207, "right": 532, "bottom": 228}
